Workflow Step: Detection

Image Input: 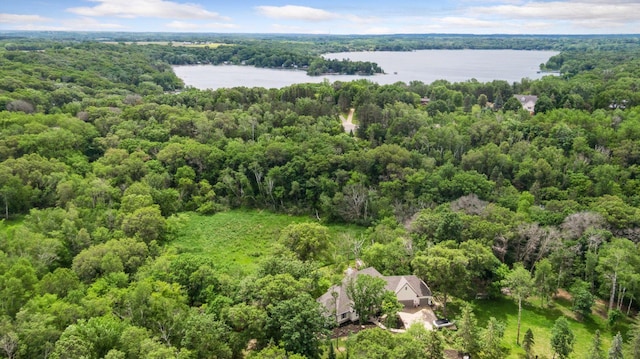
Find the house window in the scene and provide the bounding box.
[341,313,346,319]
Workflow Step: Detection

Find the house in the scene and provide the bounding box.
[514,94,538,114]
[317,267,433,325]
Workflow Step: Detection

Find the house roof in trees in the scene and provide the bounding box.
[384,274,432,297]
[514,94,538,113]
[317,267,433,318]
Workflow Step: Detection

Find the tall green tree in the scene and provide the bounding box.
[278,222,332,262]
[550,317,575,359]
[266,293,329,359]
[587,330,605,359]
[482,317,506,359]
[571,280,595,319]
[597,238,638,312]
[456,304,480,356]
[609,332,624,359]
[505,263,534,345]
[412,243,469,316]
[534,258,557,307]
[523,328,535,359]
[628,321,640,359]
[346,274,388,324]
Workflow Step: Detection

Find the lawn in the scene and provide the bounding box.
[465,295,628,358]
[168,209,364,274]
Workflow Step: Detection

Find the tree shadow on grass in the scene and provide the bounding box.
[471,296,514,325]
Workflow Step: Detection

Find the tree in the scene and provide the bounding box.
[523,328,535,359]
[550,317,575,359]
[628,321,640,359]
[534,95,555,114]
[381,290,403,329]
[423,329,446,359]
[348,327,398,359]
[609,332,624,359]
[482,317,505,359]
[534,258,557,307]
[278,222,332,262]
[412,244,469,316]
[266,293,329,359]
[478,94,488,107]
[456,304,480,356]
[504,263,534,345]
[571,280,595,319]
[0,317,19,359]
[504,96,524,112]
[597,238,637,312]
[121,205,166,243]
[181,312,232,359]
[247,344,306,359]
[346,274,388,323]
[587,330,605,359]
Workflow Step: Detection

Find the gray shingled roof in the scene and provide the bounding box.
[317,267,432,316]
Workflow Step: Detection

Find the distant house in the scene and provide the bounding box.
[514,94,538,114]
[317,267,433,325]
[420,97,431,105]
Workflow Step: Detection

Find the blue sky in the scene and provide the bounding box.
[1,0,639,34]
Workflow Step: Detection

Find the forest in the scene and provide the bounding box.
[1,33,640,358]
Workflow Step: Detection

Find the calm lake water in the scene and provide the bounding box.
[173,50,559,90]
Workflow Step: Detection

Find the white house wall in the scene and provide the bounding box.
[396,283,418,302]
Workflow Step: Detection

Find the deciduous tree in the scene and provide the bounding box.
[504,263,534,345]
[550,317,574,359]
[346,274,388,323]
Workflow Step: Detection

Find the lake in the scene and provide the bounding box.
[173,49,559,90]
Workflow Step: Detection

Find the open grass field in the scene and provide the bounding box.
[169,210,364,274]
[458,294,632,359]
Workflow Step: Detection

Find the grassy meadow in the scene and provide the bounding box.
[441,294,632,359]
[169,210,364,274]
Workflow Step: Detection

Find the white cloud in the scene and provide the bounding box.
[166,20,237,31]
[440,17,499,28]
[256,5,337,21]
[67,0,229,20]
[473,1,640,22]
[0,13,50,24]
[63,17,126,30]
[3,16,125,31]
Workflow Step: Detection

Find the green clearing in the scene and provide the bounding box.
[0,216,25,237]
[169,210,364,274]
[459,295,631,359]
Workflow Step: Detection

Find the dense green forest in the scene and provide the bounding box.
[1,33,640,358]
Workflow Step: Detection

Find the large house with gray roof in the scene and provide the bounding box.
[514,94,538,114]
[317,267,433,325]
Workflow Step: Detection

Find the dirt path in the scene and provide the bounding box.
[339,108,357,134]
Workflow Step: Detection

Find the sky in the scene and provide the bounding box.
[1,0,639,35]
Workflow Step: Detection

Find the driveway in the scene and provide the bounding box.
[397,306,437,331]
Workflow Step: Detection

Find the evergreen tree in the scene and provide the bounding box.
[587,330,605,359]
[456,304,480,356]
[424,330,445,359]
[628,322,640,359]
[609,332,624,359]
[482,317,505,359]
[523,328,535,359]
[328,340,336,359]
